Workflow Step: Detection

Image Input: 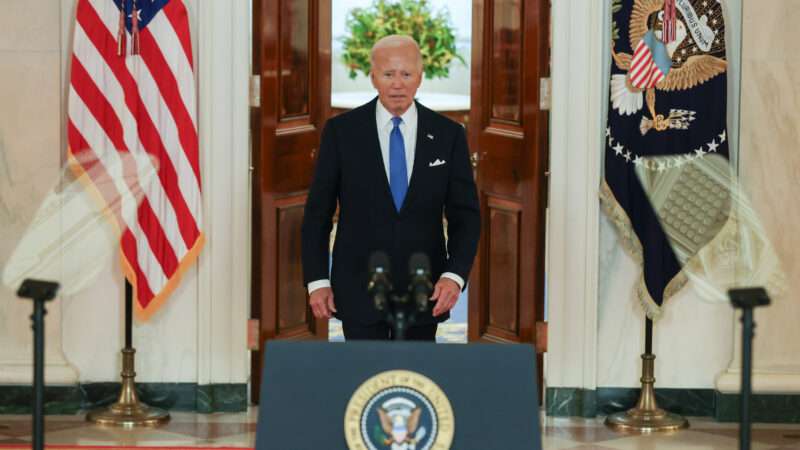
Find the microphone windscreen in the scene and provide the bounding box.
[408,252,431,274]
[368,251,391,273]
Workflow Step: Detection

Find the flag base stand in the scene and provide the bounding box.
[86,348,170,427]
[605,353,688,433]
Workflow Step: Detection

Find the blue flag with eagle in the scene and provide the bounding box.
[602,0,729,318]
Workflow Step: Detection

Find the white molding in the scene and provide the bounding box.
[194,0,251,385]
[545,0,606,391]
[0,362,79,385]
[194,0,214,387]
[717,371,800,394]
[229,0,252,386]
[0,355,78,386]
[580,0,605,392]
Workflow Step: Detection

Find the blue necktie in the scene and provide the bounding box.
[389,116,408,211]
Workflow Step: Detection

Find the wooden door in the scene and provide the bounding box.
[250,0,331,403]
[468,0,549,351]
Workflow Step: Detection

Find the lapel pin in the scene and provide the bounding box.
[426,133,434,140]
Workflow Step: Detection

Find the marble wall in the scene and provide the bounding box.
[0,1,251,386]
[716,0,800,394]
[0,0,77,384]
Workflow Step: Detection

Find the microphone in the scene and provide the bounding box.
[408,253,433,312]
[367,251,392,311]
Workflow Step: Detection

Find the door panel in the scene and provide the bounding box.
[251,0,331,403]
[468,0,549,352]
[490,0,522,123]
[487,197,521,338]
[279,0,311,117]
[276,195,312,335]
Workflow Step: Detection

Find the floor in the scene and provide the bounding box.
[5,294,796,449]
[1,410,800,449]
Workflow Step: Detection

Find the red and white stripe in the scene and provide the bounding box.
[629,39,666,89]
[67,0,203,320]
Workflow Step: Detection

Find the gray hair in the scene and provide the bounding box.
[369,35,423,73]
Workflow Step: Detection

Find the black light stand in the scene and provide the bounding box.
[17,278,60,450]
[729,287,770,450]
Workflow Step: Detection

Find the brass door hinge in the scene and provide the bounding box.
[535,321,548,353]
[249,74,261,108]
[247,319,260,350]
[539,77,551,111]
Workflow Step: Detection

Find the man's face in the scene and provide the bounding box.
[370,45,423,116]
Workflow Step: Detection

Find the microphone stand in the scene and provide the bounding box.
[373,287,420,341]
[389,294,409,341]
[368,252,433,341]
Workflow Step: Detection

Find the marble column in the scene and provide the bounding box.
[716,0,800,395]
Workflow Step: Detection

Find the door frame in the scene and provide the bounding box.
[250,0,331,403]
[249,0,549,403]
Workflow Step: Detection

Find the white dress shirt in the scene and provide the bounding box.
[376,99,417,183]
[307,100,465,295]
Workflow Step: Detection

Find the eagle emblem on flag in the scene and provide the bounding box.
[610,0,727,135]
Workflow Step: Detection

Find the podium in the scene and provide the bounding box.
[255,341,542,450]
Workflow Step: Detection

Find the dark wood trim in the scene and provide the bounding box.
[249,0,265,406]
[250,0,331,404]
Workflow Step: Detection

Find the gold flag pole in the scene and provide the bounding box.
[86,280,169,427]
[605,318,688,433]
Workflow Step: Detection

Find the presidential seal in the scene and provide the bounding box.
[344,370,454,450]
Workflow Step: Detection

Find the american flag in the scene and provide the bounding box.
[67,0,203,320]
[629,31,670,90]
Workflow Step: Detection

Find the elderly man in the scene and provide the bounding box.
[301,35,480,341]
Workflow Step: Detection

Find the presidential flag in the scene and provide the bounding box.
[67,0,203,320]
[602,0,729,318]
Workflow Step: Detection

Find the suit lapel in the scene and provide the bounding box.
[401,101,431,214]
[362,98,397,214]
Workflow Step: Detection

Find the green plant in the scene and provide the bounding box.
[340,0,466,80]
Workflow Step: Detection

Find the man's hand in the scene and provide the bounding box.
[309,287,336,319]
[430,278,460,317]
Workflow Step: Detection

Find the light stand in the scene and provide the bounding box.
[17,279,60,450]
[729,287,770,450]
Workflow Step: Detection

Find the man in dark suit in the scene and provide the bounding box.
[301,35,480,341]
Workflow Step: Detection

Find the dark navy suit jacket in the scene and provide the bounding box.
[301,98,480,326]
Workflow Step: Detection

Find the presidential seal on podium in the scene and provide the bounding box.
[345,370,454,450]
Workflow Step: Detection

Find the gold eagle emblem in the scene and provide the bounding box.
[610,0,727,134]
